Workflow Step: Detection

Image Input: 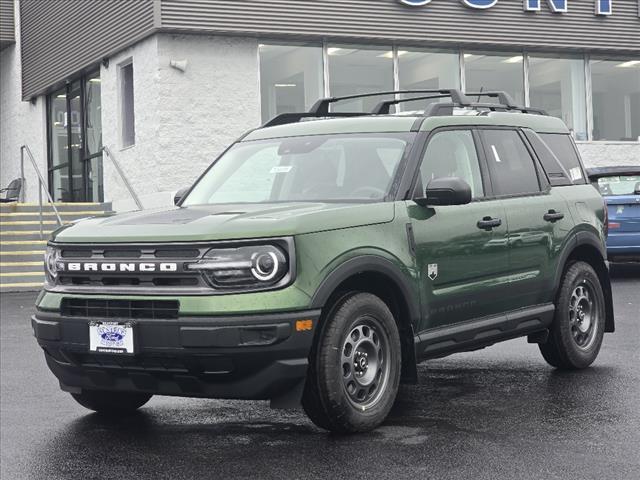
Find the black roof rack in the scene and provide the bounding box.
[466,91,518,108]
[309,89,472,115]
[261,88,547,128]
[372,94,454,115]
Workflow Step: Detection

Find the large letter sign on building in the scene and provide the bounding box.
[523,0,568,13]
[399,0,614,16]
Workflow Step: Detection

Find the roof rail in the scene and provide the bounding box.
[424,102,548,116]
[372,94,454,115]
[261,88,547,128]
[309,89,472,115]
[465,91,518,108]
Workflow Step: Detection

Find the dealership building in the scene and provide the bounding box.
[1,0,639,208]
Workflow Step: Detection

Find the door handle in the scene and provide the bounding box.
[477,216,502,231]
[543,210,565,223]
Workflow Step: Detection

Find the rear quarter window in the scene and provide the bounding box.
[538,133,587,185]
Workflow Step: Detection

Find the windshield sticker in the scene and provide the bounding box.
[270,166,293,174]
[491,145,502,163]
[569,167,583,181]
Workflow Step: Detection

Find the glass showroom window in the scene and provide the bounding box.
[529,55,587,140]
[259,44,323,123]
[328,45,394,112]
[464,52,525,105]
[591,59,640,141]
[398,49,460,112]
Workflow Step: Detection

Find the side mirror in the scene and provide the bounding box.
[417,177,472,207]
[174,186,190,206]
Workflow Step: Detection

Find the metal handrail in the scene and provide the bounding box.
[102,146,143,210]
[20,145,63,239]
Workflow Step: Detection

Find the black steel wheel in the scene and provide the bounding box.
[540,261,605,369]
[302,292,401,433]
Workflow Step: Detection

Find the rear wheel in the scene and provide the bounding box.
[302,292,401,433]
[71,390,152,415]
[539,261,605,369]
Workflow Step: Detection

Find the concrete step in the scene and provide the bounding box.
[0,281,44,292]
[0,212,106,223]
[0,202,111,213]
[0,231,53,241]
[1,242,47,254]
[0,222,59,232]
[0,261,44,274]
[0,251,46,262]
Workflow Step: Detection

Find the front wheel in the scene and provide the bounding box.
[71,390,152,415]
[539,261,605,369]
[302,292,401,433]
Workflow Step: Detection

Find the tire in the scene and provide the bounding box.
[302,292,402,433]
[539,261,605,370]
[71,390,152,415]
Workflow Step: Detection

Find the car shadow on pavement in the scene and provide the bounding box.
[25,362,625,479]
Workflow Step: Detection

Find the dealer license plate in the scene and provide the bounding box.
[89,322,135,354]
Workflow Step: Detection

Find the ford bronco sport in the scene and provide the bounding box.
[33,90,614,433]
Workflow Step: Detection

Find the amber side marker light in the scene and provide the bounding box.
[296,320,314,332]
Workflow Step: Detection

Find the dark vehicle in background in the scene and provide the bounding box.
[588,167,640,264]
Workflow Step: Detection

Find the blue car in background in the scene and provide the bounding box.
[588,167,640,263]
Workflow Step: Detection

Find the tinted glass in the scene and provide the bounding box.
[184,134,412,205]
[596,176,640,196]
[85,73,102,155]
[482,130,540,196]
[418,130,484,199]
[539,133,586,184]
[120,63,135,147]
[522,130,571,185]
[259,44,323,123]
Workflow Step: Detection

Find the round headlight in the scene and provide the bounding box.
[251,251,279,281]
[44,246,60,279]
[189,244,289,290]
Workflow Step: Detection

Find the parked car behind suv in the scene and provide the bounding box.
[33,90,614,433]
[588,166,640,263]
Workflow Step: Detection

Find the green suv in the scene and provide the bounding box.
[33,90,614,433]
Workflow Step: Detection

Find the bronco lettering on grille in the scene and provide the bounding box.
[62,262,179,273]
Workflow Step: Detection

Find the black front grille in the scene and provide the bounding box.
[61,298,180,320]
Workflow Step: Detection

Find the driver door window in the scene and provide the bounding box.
[417,130,485,199]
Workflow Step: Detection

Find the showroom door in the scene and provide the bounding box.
[47,71,103,202]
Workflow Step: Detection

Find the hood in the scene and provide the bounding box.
[52,202,396,243]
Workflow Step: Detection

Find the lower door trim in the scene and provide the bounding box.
[415,303,555,360]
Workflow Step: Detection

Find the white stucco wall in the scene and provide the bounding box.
[0,0,46,203]
[577,143,640,169]
[100,33,261,211]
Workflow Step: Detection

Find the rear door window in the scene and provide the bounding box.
[538,133,586,184]
[480,129,541,196]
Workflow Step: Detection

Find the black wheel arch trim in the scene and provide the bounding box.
[310,255,420,383]
[554,231,615,333]
[310,255,420,324]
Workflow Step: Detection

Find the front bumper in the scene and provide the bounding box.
[32,309,320,405]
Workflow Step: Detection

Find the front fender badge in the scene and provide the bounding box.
[428,264,438,281]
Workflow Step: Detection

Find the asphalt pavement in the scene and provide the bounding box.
[1,267,639,480]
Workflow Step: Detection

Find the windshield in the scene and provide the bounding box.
[596,175,640,196]
[183,134,412,205]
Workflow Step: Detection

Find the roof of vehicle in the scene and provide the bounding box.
[243,89,569,142]
[243,112,569,141]
[587,166,640,179]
